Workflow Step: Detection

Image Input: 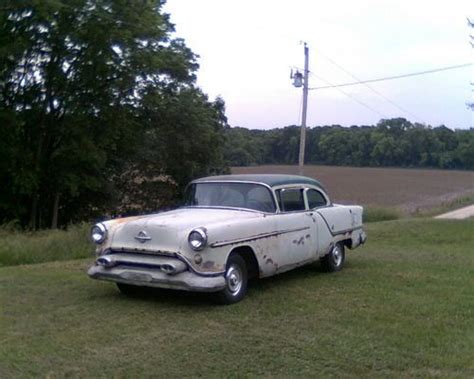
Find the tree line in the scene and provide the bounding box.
[223,118,474,170]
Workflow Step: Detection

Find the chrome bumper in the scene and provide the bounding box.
[88,265,225,292]
[348,229,367,249]
[87,253,225,292]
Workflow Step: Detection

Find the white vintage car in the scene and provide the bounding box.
[88,174,366,304]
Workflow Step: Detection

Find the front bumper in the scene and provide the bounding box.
[87,253,226,292]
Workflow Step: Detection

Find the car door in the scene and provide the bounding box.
[269,187,315,273]
[305,187,333,257]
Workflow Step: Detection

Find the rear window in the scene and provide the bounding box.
[276,188,306,212]
[307,189,327,208]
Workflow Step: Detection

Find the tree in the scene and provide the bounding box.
[114,89,228,215]
[0,0,226,228]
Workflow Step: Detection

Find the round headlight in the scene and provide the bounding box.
[188,228,207,251]
[91,223,107,244]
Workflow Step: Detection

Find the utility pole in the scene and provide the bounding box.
[294,43,309,175]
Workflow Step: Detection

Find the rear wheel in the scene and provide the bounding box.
[320,243,345,272]
[216,254,248,304]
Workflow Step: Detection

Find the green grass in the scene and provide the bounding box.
[1,219,473,377]
[363,206,401,223]
[0,223,92,267]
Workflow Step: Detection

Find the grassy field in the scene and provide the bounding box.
[232,165,474,215]
[0,223,91,267]
[1,219,473,377]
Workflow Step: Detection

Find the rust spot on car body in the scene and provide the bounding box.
[202,261,215,270]
[293,236,305,246]
[265,258,278,273]
[110,215,148,225]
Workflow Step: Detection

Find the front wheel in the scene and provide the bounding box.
[216,254,248,305]
[320,243,345,272]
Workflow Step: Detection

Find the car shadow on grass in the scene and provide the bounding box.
[249,261,338,291]
[112,285,218,306]
[103,260,355,306]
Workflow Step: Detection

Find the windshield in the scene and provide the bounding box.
[184,182,276,213]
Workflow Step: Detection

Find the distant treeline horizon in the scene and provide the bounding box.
[223,118,474,170]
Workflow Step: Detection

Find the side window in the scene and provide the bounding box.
[307,189,327,209]
[277,188,305,212]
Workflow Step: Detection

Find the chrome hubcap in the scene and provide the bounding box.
[226,264,243,295]
[332,246,342,266]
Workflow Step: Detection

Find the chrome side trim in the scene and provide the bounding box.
[210,226,311,248]
[316,211,363,237]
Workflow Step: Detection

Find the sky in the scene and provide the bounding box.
[164,0,474,130]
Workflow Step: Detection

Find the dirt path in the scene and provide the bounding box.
[434,205,474,220]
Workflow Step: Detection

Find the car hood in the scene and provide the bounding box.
[104,207,264,253]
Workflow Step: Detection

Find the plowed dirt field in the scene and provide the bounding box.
[232,165,474,214]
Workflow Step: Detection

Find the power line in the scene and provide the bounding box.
[317,51,427,123]
[309,72,389,119]
[309,63,473,90]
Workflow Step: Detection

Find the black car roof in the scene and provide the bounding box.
[192,174,326,191]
